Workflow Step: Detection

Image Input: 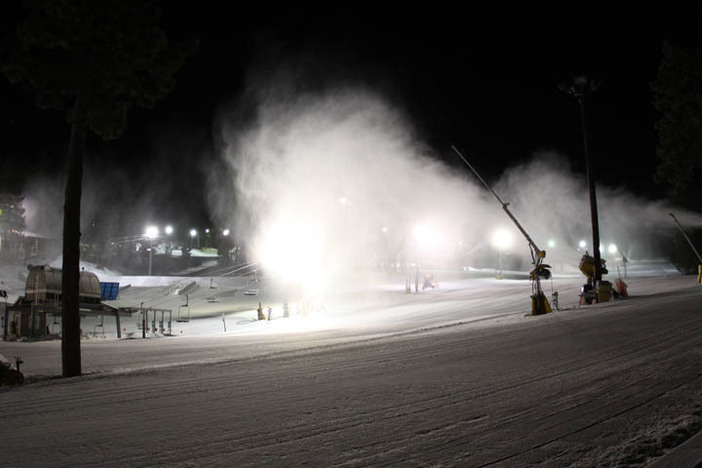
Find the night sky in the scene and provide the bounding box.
[2,2,701,234]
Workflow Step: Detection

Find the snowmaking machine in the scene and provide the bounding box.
[452,146,553,315]
[669,212,702,284]
[578,252,614,304]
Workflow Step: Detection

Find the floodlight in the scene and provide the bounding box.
[492,229,513,250]
[145,226,159,239]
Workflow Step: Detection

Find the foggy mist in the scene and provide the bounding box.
[17,77,702,287]
[211,79,702,292]
[211,87,491,294]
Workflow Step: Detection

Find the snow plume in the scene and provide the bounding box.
[22,174,64,239]
[493,152,702,265]
[210,86,493,296]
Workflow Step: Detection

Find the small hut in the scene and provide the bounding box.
[4,265,103,340]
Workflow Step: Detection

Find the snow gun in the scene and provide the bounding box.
[669,212,702,284]
[451,145,552,315]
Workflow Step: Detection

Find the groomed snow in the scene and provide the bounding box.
[1,259,701,466]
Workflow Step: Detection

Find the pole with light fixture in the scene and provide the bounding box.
[145,226,158,276]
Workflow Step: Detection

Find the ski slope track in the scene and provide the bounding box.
[1,274,702,467]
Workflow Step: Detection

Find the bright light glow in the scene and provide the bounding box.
[223,229,230,236]
[413,224,444,251]
[381,226,388,233]
[255,214,328,297]
[165,225,173,235]
[205,228,210,234]
[547,239,556,248]
[579,240,587,249]
[608,243,618,254]
[491,229,513,250]
[145,226,159,239]
[190,229,197,238]
[338,196,349,205]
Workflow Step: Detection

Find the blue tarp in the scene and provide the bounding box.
[100,282,120,301]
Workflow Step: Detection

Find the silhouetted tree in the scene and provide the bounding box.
[2,0,197,376]
[651,40,702,199]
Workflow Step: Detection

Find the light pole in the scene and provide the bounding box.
[145,226,158,276]
[564,75,603,289]
[190,229,199,249]
[164,225,173,256]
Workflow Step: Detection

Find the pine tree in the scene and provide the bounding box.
[651,40,702,198]
[2,0,197,377]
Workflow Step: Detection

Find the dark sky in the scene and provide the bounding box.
[2,2,701,234]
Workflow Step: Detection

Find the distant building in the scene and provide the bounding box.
[0,193,26,260]
[0,193,58,261]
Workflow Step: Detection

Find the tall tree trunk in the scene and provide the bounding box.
[62,94,86,377]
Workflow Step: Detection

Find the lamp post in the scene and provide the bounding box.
[190,229,198,249]
[164,225,173,256]
[145,226,158,276]
[563,76,603,289]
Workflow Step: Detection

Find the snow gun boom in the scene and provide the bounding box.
[669,213,702,265]
[450,145,545,262]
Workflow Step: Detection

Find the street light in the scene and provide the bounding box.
[563,75,604,288]
[145,225,158,276]
[145,226,159,239]
[164,225,173,235]
[190,229,198,248]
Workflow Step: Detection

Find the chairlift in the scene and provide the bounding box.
[245,276,259,295]
[92,315,105,337]
[177,304,190,322]
[177,295,190,323]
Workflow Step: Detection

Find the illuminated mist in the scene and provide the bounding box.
[210,76,702,297]
[494,153,702,270]
[211,87,493,297]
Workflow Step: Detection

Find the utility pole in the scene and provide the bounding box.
[564,76,603,287]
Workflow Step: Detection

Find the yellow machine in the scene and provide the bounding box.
[578,253,613,304]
